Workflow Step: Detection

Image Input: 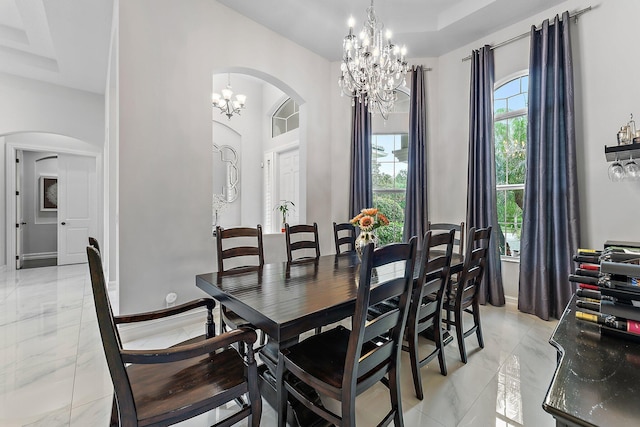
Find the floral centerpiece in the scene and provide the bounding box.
[350,208,390,256]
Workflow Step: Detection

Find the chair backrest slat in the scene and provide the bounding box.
[456,226,492,310]
[357,340,393,376]
[333,222,356,255]
[343,238,417,392]
[428,222,465,257]
[408,229,455,337]
[216,225,264,274]
[285,223,320,263]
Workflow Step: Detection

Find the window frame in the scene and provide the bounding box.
[271,98,299,138]
[494,71,528,260]
[371,132,408,245]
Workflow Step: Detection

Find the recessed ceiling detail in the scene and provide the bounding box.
[0,0,112,94]
[218,0,567,60]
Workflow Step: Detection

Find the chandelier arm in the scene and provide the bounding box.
[338,0,408,119]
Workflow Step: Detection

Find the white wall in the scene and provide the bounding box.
[118,0,331,313]
[0,74,103,268]
[115,0,640,312]
[104,0,119,290]
[432,0,640,302]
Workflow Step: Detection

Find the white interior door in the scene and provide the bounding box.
[57,154,97,265]
[278,148,300,225]
[15,150,24,269]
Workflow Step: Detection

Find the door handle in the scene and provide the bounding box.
[61,222,66,225]
[20,222,26,225]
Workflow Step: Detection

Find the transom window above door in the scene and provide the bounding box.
[272,98,299,138]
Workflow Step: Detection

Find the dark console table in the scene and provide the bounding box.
[543,294,640,426]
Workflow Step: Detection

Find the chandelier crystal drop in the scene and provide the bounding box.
[338,0,409,119]
[212,74,246,120]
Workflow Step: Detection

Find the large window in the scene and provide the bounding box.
[494,74,528,258]
[372,133,407,245]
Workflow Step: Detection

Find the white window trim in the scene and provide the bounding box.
[494,71,528,261]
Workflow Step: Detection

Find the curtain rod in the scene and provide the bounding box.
[412,66,433,72]
[461,5,592,62]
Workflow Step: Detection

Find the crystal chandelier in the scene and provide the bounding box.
[338,0,409,119]
[212,74,246,120]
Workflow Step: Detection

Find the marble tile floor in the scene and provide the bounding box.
[0,264,559,426]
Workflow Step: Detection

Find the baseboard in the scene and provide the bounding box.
[23,252,57,261]
[505,295,518,310]
[118,308,208,344]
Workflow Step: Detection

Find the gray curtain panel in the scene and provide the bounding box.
[403,66,428,245]
[518,12,579,320]
[349,100,372,218]
[467,45,505,306]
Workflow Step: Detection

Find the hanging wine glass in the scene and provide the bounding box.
[624,155,640,180]
[609,157,625,182]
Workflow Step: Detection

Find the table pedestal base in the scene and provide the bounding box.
[258,364,332,427]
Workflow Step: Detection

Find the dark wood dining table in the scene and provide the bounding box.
[195,250,463,426]
[197,253,366,426]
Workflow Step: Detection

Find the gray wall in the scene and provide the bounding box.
[21,151,58,257]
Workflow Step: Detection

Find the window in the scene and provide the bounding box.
[372,133,407,245]
[272,98,299,137]
[494,73,528,258]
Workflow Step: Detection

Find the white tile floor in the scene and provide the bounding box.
[0,264,559,426]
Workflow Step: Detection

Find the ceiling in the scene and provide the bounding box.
[218,0,568,60]
[0,0,570,95]
[0,0,113,94]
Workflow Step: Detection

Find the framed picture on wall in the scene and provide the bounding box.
[40,176,58,211]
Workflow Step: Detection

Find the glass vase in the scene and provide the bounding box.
[355,231,379,257]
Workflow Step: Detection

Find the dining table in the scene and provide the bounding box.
[195,250,464,426]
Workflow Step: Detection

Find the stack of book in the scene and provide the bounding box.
[572,243,640,342]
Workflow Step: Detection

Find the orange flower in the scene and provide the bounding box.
[359,216,374,229]
[377,213,390,225]
[350,213,364,224]
[362,208,378,216]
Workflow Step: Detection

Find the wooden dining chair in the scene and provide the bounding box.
[404,229,454,400]
[333,222,356,255]
[87,245,262,427]
[276,237,417,427]
[442,226,492,363]
[428,221,465,258]
[88,236,101,254]
[285,222,320,263]
[215,225,265,344]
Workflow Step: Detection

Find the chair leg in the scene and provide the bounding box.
[473,301,484,349]
[455,308,467,364]
[341,393,357,427]
[276,357,288,427]
[435,318,447,376]
[109,395,118,427]
[407,328,424,400]
[389,364,404,427]
[247,358,262,427]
